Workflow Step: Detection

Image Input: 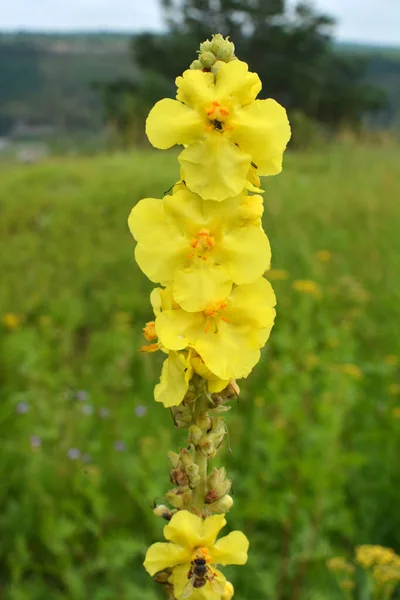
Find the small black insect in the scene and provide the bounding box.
[212,119,223,131]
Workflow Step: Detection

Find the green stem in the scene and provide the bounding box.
[191,449,208,511]
[190,387,210,512]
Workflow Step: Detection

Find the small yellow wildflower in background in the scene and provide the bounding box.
[267,268,290,281]
[339,363,363,380]
[388,384,400,396]
[373,564,400,585]
[292,279,322,298]
[356,545,397,568]
[39,315,53,327]
[384,355,399,366]
[2,312,22,330]
[391,407,400,419]
[326,557,355,574]
[144,511,248,600]
[304,354,320,369]
[315,249,332,262]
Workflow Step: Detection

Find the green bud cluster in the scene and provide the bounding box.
[189,417,226,459]
[205,467,233,513]
[190,34,236,74]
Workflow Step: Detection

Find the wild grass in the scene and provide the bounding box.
[1,142,400,599]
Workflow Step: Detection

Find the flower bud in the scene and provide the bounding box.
[206,467,232,500]
[168,451,180,468]
[185,463,200,488]
[190,59,203,70]
[199,39,213,54]
[153,569,171,584]
[211,34,235,61]
[222,581,235,600]
[179,448,194,468]
[170,467,189,487]
[189,425,203,445]
[199,51,217,69]
[153,504,174,520]
[208,494,234,513]
[166,488,192,509]
[211,60,226,76]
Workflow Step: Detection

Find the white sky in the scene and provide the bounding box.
[1,0,399,46]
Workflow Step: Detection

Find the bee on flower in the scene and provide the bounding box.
[144,511,248,600]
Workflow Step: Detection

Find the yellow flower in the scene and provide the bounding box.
[326,557,355,573]
[392,407,400,419]
[2,312,22,330]
[340,363,363,380]
[356,545,397,569]
[315,250,332,262]
[129,187,271,311]
[384,355,398,366]
[144,510,249,600]
[292,279,321,298]
[388,384,400,396]
[148,292,230,406]
[155,278,276,381]
[267,268,289,281]
[146,60,291,201]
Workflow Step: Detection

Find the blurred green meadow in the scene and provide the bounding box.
[1,142,400,600]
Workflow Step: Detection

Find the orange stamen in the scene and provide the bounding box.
[139,343,160,353]
[143,321,157,341]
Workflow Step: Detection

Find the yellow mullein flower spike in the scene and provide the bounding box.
[146,60,290,201]
[130,34,291,599]
[155,278,276,381]
[129,188,271,311]
[144,511,248,600]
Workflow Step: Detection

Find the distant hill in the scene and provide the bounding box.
[0,32,399,137]
[0,32,134,136]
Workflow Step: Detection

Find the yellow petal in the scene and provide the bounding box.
[196,319,261,380]
[144,542,191,576]
[210,531,249,566]
[154,352,190,408]
[179,134,251,202]
[163,188,209,236]
[231,99,291,175]
[146,98,203,149]
[164,511,226,548]
[216,60,261,106]
[156,309,204,351]
[150,288,162,317]
[218,226,271,284]
[129,198,187,283]
[201,514,227,546]
[172,564,226,600]
[150,287,176,316]
[176,69,215,107]
[227,278,276,329]
[163,511,202,547]
[173,266,232,312]
[207,378,230,393]
[135,244,183,285]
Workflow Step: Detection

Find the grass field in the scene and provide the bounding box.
[1,143,400,600]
